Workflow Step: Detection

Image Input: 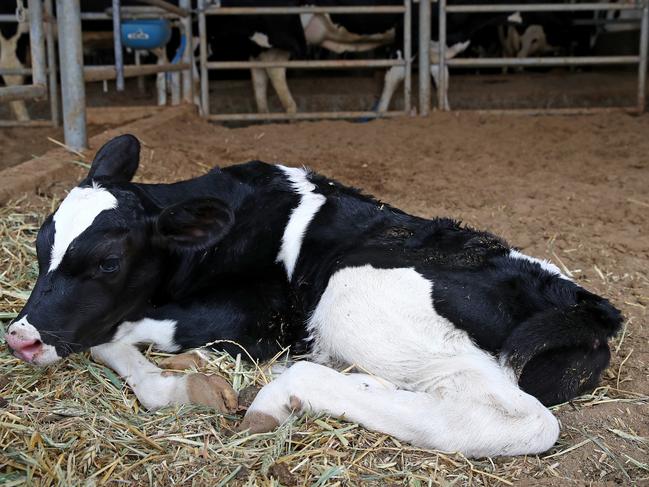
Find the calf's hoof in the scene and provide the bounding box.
[186,373,238,413]
[160,351,208,371]
[237,411,280,434]
[237,395,302,434]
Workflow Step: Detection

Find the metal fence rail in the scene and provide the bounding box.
[198,0,413,121]
[435,0,649,113]
[55,3,195,149]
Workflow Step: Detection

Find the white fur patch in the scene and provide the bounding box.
[113,318,181,352]
[429,40,471,63]
[6,316,61,366]
[91,342,189,409]
[275,165,326,280]
[307,265,499,383]
[250,32,272,48]
[49,184,117,272]
[244,264,560,456]
[508,12,523,24]
[509,250,570,280]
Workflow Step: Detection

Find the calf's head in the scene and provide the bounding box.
[5,135,234,365]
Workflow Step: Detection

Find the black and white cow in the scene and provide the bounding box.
[6,135,621,458]
[1,1,30,121]
[206,0,536,113]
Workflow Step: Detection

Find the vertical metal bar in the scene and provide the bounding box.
[170,72,181,104]
[135,50,145,93]
[112,0,125,91]
[198,0,209,116]
[57,0,87,150]
[27,0,47,87]
[418,0,431,115]
[638,0,649,113]
[179,0,193,103]
[403,0,411,114]
[438,0,448,111]
[44,0,59,126]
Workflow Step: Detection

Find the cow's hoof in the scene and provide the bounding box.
[159,351,208,371]
[237,410,280,434]
[237,385,262,411]
[186,373,238,413]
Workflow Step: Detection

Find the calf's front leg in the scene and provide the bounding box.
[91,342,237,412]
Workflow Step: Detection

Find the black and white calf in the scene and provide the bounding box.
[6,135,621,457]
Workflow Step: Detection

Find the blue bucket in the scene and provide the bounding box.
[121,19,171,50]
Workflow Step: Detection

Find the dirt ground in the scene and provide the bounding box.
[1,110,648,485]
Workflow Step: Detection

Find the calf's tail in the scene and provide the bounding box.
[501,292,622,406]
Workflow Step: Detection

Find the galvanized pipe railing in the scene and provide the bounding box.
[205,5,405,15]
[199,1,412,122]
[437,0,446,112]
[57,0,88,150]
[639,1,649,112]
[445,3,642,13]
[436,0,649,113]
[403,0,412,113]
[81,4,195,108]
[112,0,125,91]
[44,0,59,126]
[206,60,404,70]
[84,62,190,82]
[419,0,432,115]
[448,56,640,67]
[139,0,189,17]
[179,0,194,104]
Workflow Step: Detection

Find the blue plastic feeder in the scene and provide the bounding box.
[121,19,171,50]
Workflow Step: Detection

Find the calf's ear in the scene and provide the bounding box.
[155,197,234,250]
[87,134,140,183]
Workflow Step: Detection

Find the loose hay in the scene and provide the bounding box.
[1,198,648,486]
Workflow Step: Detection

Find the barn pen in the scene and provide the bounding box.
[0,0,57,128]
[197,1,414,122]
[435,1,649,113]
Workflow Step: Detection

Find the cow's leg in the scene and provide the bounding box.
[430,64,450,111]
[239,361,559,458]
[91,342,237,412]
[376,65,405,113]
[1,25,30,122]
[250,60,270,113]
[261,49,297,113]
[152,48,168,106]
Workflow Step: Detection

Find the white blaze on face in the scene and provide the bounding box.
[275,165,326,280]
[49,183,118,272]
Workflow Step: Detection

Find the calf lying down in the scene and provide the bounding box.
[6,135,621,458]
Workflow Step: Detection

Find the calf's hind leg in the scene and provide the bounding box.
[240,361,559,458]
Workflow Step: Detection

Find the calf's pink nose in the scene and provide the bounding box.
[6,333,43,363]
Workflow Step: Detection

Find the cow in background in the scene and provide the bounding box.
[0,2,30,122]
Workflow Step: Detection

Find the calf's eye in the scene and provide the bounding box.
[99,257,120,273]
